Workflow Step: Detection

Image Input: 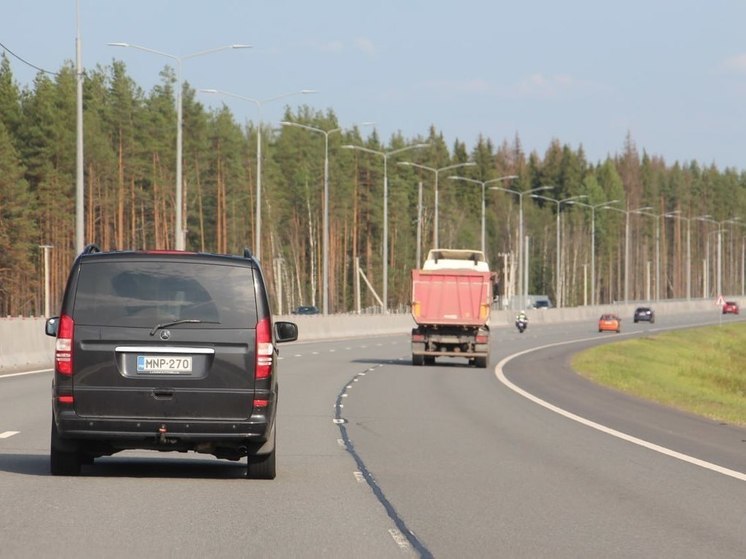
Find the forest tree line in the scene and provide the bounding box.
[1,53,746,317]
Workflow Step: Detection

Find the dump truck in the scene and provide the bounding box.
[410,249,494,368]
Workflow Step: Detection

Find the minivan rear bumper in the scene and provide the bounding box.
[53,409,273,453]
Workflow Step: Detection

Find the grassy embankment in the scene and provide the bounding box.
[571,322,746,427]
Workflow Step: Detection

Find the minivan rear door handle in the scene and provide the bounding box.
[152,389,174,399]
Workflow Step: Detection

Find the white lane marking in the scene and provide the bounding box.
[353,471,365,483]
[0,368,52,380]
[495,337,746,482]
[0,431,20,439]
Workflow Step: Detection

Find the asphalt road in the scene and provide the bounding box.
[0,311,744,558]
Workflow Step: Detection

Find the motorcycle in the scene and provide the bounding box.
[515,318,528,333]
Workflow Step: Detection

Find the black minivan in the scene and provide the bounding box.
[45,245,297,479]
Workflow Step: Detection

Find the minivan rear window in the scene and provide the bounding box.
[72,261,258,328]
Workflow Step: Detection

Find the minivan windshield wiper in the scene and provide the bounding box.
[149,319,220,336]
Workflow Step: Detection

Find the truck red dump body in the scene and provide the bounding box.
[411,269,493,327]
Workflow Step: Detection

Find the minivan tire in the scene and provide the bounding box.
[50,420,82,476]
[247,428,276,480]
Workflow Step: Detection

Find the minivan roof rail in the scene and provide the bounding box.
[82,243,101,255]
[243,248,254,259]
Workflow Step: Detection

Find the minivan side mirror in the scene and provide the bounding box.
[45,317,59,337]
[274,321,298,343]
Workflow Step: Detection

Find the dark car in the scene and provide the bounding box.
[633,307,655,323]
[722,301,739,315]
[293,305,320,315]
[45,245,297,479]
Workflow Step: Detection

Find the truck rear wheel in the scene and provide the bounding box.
[412,354,424,366]
[475,356,488,368]
[424,356,435,365]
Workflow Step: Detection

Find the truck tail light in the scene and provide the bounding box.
[412,332,425,342]
[55,314,74,376]
[479,304,490,320]
[476,333,489,344]
[255,317,273,380]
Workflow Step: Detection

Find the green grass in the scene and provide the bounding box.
[572,323,746,426]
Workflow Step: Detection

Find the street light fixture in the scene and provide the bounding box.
[601,204,651,304]
[446,175,518,257]
[567,199,620,305]
[109,42,251,250]
[280,119,373,315]
[664,211,692,300]
[342,143,430,312]
[397,161,476,249]
[39,245,53,317]
[532,194,587,308]
[632,207,661,301]
[199,89,316,262]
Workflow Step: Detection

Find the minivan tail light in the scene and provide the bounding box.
[255,317,273,380]
[56,314,74,376]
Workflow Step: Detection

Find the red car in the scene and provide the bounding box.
[598,313,621,333]
[722,301,739,315]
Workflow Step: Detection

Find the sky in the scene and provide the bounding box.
[3,1,746,171]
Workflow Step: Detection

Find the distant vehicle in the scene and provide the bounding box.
[722,301,739,315]
[533,300,551,310]
[411,249,493,368]
[633,307,655,323]
[515,316,528,333]
[598,313,621,333]
[293,305,320,315]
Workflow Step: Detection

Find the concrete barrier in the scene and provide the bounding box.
[0,299,727,373]
[0,317,55,372]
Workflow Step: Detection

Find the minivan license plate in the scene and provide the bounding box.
[137,355,193,373]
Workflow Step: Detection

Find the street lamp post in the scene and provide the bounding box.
[664,210,692,300]
[632,208,661,301]
[446,175,518,257]
[39,245,53,317]
[279,120,372,315]
[200,89,315,262]
[397,161,476,249]
[342,143,430,312]
[601,204,651,304]
[109,43,251,250]
[490,184,551,309]
[568,199,620,306]
[532,194,587,308]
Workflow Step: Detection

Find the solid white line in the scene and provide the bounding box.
[494,337,746,482]
[0,368,52,380]
[0,431,20,439]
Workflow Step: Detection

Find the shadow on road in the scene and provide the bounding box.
[0,452,247,479]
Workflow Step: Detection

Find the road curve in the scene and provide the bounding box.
[1,312,744,558]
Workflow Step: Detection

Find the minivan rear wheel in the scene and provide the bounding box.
[50,419,82,476]
[247,429,276,480]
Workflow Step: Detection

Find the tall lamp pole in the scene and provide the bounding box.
[200,90,315,262]
[342,143,430,312]
[39,245,53,317]
[664,211,692,300]
[109,43,251,250]
[75,0,84,253]
[490,184,551,309]
[397,161,476,249]
[532,194,587,308]
[446,175,518,257]
[569,199,620,305]
[280,120,372,315]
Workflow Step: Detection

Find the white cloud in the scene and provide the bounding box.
[354,37,376,56]
[718,53,746,73]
